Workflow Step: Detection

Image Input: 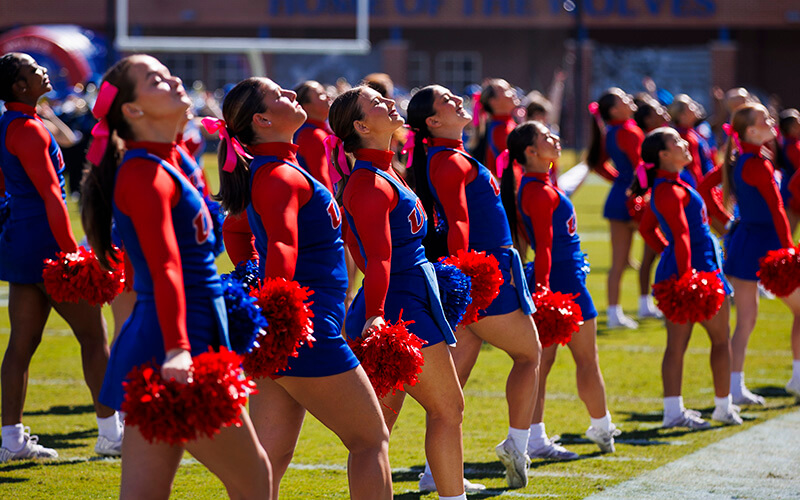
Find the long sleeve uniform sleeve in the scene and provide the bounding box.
[222,211,258,266]
[653,183,692,277]
[742,157,793,248]
[519,182,559,288]
[295,127,334,192]
[697,166,731,225]
[638,205,668,253]
[429,150,475,255]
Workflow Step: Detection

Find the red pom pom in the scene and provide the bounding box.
[121,347,256,445]
[531,286,583,348]
[626,193,650,224]
[42,246,125,305]
[652,270,726,324]
[242,278,315,378]
[758,247,800,297]
[348,313,426,399]
[442,250,503,327]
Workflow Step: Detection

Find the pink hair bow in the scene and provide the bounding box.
[722,123,742,152]
[471,92,483,127]
[87,81,118,166]
[496,149,510,178]
[323,134,350,184]
[201,117,251,172]
[588,101,605,131]
[401,127,415,171]
[635,161,655,190]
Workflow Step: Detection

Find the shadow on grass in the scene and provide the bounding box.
[27,404,94,417]
[0,475,29,484]
[558,424,711,448]
[30,428,95,451]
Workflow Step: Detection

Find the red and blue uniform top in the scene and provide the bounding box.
[779,137,800,209]
[517,172,582,288]
[0,102,76,252]
[426,137,512,254]
[675,126,715,185]
[293,118,334,192]
[245,142,346,291]
[649,171,714,280]
[605,119,644,187]
[343,149,428,318]
[696,165,733,227]
[112,142,221,353]
[733,142,793,247]
[486,114,516,176]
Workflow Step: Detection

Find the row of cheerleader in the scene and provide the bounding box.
[0,51,798,500]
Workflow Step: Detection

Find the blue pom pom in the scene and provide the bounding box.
[524,261,535,290]
[227,260,261,290]
[221,274,268,355]
[206,198,227,257]
[433,261,472,330]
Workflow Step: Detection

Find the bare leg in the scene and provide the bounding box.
[119,425,183,500]
[448,326,483,388]
[403,342,465,497]
[729,278,759,372]
[465,309,541,429]
[1,283,50,426]
[700,300,732,398]
[530,344,557,424]
[111,290,137,343]
[566,318,608,418]
[663,320,693,398]
[639,244,657,296]
[51,297,114,418]
[607,220,635,308]
[779,289,800,363]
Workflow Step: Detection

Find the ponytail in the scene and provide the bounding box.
[721,104,764,211]
[80,56,137,270]
[328,87,366,200]
[721,132,736,211]
[631,127,669,197]
[214,136,252,214]
[586,90,624,169]
[499,152,519,247]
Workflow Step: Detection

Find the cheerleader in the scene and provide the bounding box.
[722,104,800,405]
[503,120,618,456]
[586,88,651,327]
[80,55,271,498]
[777,108,800,232]
[330,86,469,499]
[668,94,715,186]
[213,78,391,499]
[0,53,121,462]
[478,79,519,177]
[408,85,540,488]
[293,80,334,192]
[636,127,741,428]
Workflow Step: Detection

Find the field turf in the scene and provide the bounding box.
[0,153,796,499]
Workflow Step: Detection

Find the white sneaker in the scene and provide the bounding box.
[662,409,711,430]
[417,472,487,494]
[528,436,579,460]
[758,282,775,300]
[607,313,639,329]
[638,303,663,319]
[95,435,123,457]
[785,378,800,401]
[711,406,743,426]
[732,388,765,406]
[585,424,621,453]
[0,428,58,463]
[495,438,530,489]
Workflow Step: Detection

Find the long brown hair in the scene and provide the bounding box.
[500,121,543,247]
[721,104,764,210]
[327,87,365,199]
[80,56,139,269]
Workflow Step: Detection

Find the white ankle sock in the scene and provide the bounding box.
[793,360,800,380]
[731,372,744,396]
[440,495,467,500]
[590,412,612,432]
[97,412,122,441]
[528,422,548,448]
[663,396,684,420]
[608,305,622,320]
[1,423,25,452]
[639,295,654,310]
[508,427,530,454]
[423,460,432,477]
[714,394,732,413]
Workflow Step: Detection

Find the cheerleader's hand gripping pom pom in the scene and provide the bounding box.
[243,278,315,378]
[348,312,426,399]
[43,246,125,305]
[652,270,726,324]
[121,347,256,445]
[758,247,800,297]
[532,285,583,348]
[433,261,473,331]
[220,274,268,355]
[442,249,503,327]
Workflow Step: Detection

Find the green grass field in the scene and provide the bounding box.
[0,152,796,499]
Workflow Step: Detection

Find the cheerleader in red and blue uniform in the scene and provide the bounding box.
[636,127,740,429]
[213,77,392,499]
[721,103,800,405]
[777,108,800,233]
[329,86,468,500]
[0,52,121,462]
[293,80,334,192]
[586,88,655,327]
[478,79,519,177]
[668,94,715,187]
[504,120,618,457]
[407,85,539,490]
[81,55,271,498]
